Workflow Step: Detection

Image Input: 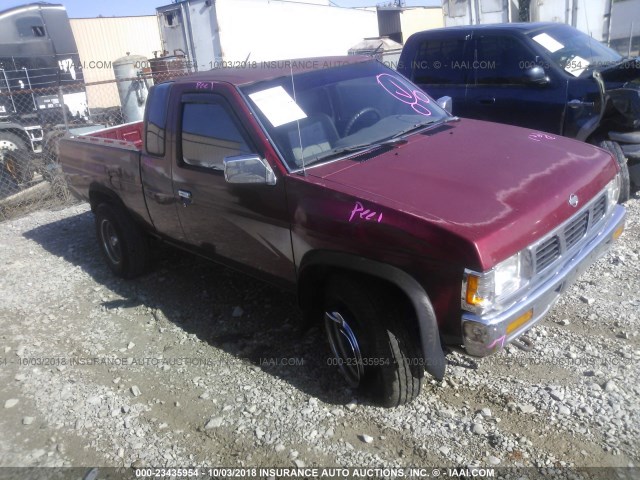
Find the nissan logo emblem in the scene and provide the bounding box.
[569,194,579,207]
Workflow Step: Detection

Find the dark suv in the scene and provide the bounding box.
[398,22,640,202]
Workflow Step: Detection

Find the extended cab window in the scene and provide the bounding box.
[411,37,467,84]
[474,35,537,85]
[181,99,252,170]
[145,83,171,156]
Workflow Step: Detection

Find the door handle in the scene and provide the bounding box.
[567,99,595,108]
[178,189,192,207]
[478,97,496,105]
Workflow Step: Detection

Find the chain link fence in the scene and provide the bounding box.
[0,68,184,221]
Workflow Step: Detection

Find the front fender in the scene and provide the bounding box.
[299,250,446,381]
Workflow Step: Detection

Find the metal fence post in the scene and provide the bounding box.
[58,86,69,132]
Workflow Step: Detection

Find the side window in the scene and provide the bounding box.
[412,37,467,84]
[474,36,537,85]
[181,100,252,170]
[145,83,171,156]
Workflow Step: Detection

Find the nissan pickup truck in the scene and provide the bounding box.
[397,22,640,202]
[59,56,626,407]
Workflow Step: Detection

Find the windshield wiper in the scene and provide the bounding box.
[390,116,459,140]
[300,116,459,167]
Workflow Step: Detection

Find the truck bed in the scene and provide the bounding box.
[58,121,151,226]
[82,121,144,149]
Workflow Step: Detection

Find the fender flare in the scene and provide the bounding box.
[0,122,29,132]
[299,250,446,381]
[89,182,125,210]
[0,123,31,147]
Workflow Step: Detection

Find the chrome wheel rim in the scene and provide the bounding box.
[100,219,121,265]
[325,310,364,387]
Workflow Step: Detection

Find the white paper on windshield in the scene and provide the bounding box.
[565,55,590,77]
[248,86,307,128]
[532,33,564,53]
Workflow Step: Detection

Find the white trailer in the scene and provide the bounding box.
[442,0,639,51]
[156,0,379,70]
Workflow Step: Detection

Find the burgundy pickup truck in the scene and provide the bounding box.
[59,56,626,407]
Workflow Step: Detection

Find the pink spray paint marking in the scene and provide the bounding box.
[349,201,383,223]
[376,73,432,116]
[487,335,506,350]
[528,132,556,142]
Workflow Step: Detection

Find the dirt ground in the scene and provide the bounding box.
[0,197,638,479]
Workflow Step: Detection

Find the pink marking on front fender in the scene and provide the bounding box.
[349,202,364,222]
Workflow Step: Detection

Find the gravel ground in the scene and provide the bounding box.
[0,195,638,476]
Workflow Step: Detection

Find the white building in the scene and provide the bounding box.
[70,16,162,107]
[156,0,380,69]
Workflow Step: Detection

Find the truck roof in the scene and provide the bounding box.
[410,21,573,37]
[171,55,371,87]
[0,2,65,16]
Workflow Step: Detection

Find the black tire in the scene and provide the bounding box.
[598,140,630,203]
[0,131,34,184]
[323,275,423,407]
[95,203,149,279]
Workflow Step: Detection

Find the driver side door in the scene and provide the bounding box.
[466,33,567,134]
[170,85,296,284]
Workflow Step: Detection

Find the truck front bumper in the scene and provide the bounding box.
[462,204,626,357]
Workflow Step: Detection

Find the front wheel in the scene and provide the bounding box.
[95,203,149,278]
[0,132,34,185]
[598,140,630,203]
[324,275,423,407]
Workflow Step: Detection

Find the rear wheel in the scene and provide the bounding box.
[598,140,630,203]
[324,275,423,407]
[95,203,149,278]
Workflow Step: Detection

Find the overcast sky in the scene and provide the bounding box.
[3,0,439,18]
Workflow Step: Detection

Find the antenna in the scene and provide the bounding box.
[581,0,594,62]
[290,60,306,176]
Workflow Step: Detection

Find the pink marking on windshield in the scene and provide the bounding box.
[377,73,432,116]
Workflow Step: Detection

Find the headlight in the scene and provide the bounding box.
[462,250,533,315]
[605,173,620,208]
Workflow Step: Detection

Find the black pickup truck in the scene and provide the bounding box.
[398,22,640,202]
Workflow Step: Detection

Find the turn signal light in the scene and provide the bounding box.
[465,274,483,306]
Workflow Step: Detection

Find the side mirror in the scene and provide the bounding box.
[223,154,277,186]
[436,96,453,114]
[525,66,550,85]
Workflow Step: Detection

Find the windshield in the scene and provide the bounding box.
[240,60,448,170]
[528,25,623,78]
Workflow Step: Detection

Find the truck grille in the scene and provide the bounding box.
[593,196,606,222]
[533,194,607,274]
[564,211,589,250]
[535,237,561,272]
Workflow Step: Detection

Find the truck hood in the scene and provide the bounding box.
[599,57,640,84]
[310,119,618,269]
